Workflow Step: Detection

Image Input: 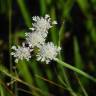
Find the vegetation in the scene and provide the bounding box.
[0,0,96,96]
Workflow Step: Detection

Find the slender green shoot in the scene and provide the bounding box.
[55,58,96,82]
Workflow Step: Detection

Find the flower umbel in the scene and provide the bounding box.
[36,42,61,64]
[11,43,32,63]
[11,14,60,64]
[30,14,57,38]
[25,31,45,48]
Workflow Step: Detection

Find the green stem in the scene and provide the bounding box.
[57,22,77,96]
[54,58,96,82]
[8,0,12,74]
[0,67,53,96]
[17,0,31,27]
[58,22,72,88]
[75,74,88,96]
[8,0,13,90]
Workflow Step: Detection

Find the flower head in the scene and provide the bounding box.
[11,43,32,63]
[30,14,57,38]
[11,14,60,64]
[25,31,45,48]
[36,42,61,64]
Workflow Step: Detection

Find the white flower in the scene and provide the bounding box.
[30,14,57,38]
[36,42,61,64]
[11,43,32,63]
[25,31,45,48]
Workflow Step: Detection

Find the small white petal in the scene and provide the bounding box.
[46,60,50,64]
[22,42,25,47]
[15,59,18,63]
[25,33,28,36]
[57,47,61,51]
[11,52,15,55]
[41,58,45,62]
[11,46,16,50]
[32,16,37,21]
[45,14,50,19]
[37,57,41,61]
[29,28,35,31]
[52,21,57,24]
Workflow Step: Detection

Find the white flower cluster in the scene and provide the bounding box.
[11,43,32,63]
[36,42,61,64]
[25,31,45,48]
[30,14,57,38]
[11,14,60,64]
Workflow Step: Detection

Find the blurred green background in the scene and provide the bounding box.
[0,0,96,96]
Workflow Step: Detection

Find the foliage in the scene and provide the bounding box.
[0,0,96,96]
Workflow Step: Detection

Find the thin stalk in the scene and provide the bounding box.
[58,22,71,87]
[55,58,96,82]
[17,88,38,96]
[0,68,53,96]
[35,74,77,96]
[76,74,88,96]
[0,80,15,96]
[8,0,12,75]
[0,85,4,96]
[58,22,75,93]
[8,0,13,89]
[17,0,31,27]
[35,74,65,89]
[8,0,18,95]
[56,74,77,96]
[14,69,18,96]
